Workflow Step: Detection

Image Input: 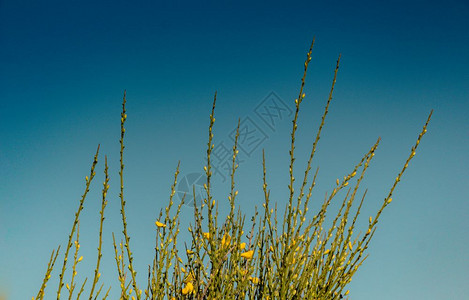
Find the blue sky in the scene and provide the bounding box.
[0,0,468,299]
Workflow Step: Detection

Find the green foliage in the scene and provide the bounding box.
[34,40,432,300]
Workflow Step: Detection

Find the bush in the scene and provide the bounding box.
[33,39,432,300]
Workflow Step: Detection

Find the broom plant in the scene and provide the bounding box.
[33,39,432,300]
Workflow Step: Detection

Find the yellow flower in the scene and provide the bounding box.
[182,281,194,295]
[155,221,166,228]
[78,256,83,262]
[241,250,254,259]
[221,233,231,248]
[249,277,260,284]
[239,242,246,250]
[203,232,210,239]
[186,249,194,255]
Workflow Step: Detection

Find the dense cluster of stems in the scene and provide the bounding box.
[34,40,432,300]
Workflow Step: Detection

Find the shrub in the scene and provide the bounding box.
[33,39,432,300]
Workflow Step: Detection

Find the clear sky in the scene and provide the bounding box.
[0,0,468,299]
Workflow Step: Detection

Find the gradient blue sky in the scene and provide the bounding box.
[1,0,468,299]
